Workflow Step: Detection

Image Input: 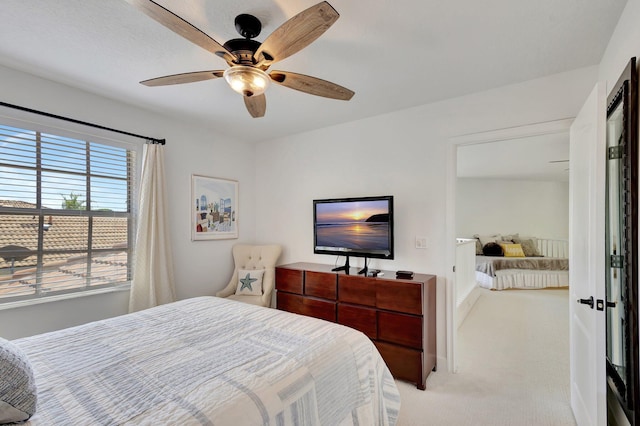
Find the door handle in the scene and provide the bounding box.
[577,296,594,309]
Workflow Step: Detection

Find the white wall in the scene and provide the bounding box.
[255,66,598,364]
[456,178,569,239]
[0,64,257,339]
[599,0,640,93]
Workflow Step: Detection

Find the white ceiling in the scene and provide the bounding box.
[457,132,570,182]
[0,0,627,143]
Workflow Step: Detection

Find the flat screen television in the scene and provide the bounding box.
[313,195,394,274]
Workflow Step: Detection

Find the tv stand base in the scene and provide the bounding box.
[357,257,369,275]
[331,255,351,274]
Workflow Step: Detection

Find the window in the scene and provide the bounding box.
[0,123,136,302]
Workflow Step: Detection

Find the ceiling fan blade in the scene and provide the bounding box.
[244,94,266,118]
[140,70,224,86]
[269,71,354,100]
[254,1,339,65]
[125,0,236,63]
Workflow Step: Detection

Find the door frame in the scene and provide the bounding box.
[445,118,574,373]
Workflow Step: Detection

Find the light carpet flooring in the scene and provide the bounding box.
[395,288,576,426]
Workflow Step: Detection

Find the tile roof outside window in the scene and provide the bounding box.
[0,122,136,301]
[0,200,130,298]
[0,200,127,267]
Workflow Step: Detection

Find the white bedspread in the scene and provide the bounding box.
[15,296,400,425]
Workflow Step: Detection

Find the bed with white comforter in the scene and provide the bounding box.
[14,296,400,425]
[475,255,569,290]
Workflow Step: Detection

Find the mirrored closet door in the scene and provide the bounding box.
[605,56,639,425]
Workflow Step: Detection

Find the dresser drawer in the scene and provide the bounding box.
[305,271,337,300]
[277,292,305,315]
[338,304,377,339]
[377,280,422,315]
[338,275,376,307]
[378,311,422,349]
[277,292,336,322]
[374,341,422,383]
[302,297,336,322]
[276,267,303,294]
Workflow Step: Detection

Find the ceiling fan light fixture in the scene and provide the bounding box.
[223,66,270,97]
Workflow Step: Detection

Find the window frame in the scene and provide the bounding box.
[0,113,142,304]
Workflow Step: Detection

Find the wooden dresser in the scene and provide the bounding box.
[275,262,436,390]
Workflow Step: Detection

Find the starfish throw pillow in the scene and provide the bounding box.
[235,269,265,296]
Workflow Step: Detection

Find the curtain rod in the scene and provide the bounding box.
[0,101,166,145]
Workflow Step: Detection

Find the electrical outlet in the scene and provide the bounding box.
[415,237,427,249]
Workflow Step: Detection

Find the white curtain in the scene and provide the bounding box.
[129,143,176,312]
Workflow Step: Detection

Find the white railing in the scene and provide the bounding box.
[536,238,569,258]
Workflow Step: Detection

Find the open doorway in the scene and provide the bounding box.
[445,118,573,372]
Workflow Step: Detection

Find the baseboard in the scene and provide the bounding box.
[457,285,482,329]
[436,355,448,373]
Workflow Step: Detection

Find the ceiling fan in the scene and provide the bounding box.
[125,0,355,118]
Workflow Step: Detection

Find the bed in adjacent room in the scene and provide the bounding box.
[5,296,400,425]
[475,255,569,290]
[470,234,569,291]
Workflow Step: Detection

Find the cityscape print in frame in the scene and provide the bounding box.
[191,174,238,240]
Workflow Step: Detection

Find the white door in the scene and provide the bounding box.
[569,83,607,425]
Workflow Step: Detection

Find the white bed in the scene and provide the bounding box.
[475,255,569,291]
[13,296,400,425]
[456,237,569,291]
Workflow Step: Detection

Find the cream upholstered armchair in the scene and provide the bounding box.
[215,244,282,307]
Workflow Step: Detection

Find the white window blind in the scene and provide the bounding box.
[0,123,135,301]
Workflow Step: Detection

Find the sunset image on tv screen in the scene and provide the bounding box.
[315,200,390,251]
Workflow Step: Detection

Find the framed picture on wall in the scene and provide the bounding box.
[191,174,238,240]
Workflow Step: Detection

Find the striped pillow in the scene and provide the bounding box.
[0,337,37,423]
